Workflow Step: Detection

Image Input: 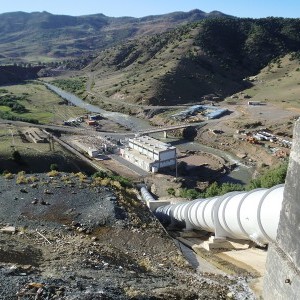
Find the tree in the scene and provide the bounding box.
[12,150,22,163]
[50,163,58,171]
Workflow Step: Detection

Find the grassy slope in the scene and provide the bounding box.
[1,82,86,124]
[238,54,300,109]
[84,24,233,106]
[0,126,95,174]
[87,27,195,105]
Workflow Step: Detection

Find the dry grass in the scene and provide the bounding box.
[236,54,300,109]
[3,172,14,179]
[47,170,60,177]
[15,171,39,184]
[123,286,143,298]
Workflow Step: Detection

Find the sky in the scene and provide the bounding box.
[0,0,299,19]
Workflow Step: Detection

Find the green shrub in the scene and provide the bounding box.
[3,172,14,179]
[92,170,108,179]
[167,187,176,196]
[50,163,58,171]
[199,162,288,199]
[51,78,86,96]
[12,150,22,163]
[47,170,60,177]
[247,162,288,189]
[92,171,132,188]
[179,188,201,199]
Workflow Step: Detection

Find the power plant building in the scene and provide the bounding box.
[121,136,176,172]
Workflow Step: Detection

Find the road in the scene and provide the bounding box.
[0,118,203,139]
[0,119,134,138]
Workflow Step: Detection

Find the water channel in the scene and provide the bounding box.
[45,83,254,184]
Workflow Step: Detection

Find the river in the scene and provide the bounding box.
[45,83,151,131]
[45,83,254,184]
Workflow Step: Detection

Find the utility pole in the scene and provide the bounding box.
[48,135,52,151]
[175,149,178,179]
[51,136,54,151]
[9,129,15,150]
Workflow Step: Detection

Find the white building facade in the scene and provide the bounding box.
[121,136,176,172]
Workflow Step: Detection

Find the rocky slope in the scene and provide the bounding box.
[0,172,255,299]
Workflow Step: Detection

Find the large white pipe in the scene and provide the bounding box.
[140,187,156,202]
[155,185,284,245]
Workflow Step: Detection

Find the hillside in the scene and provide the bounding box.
[0,65,42,85]
[80,17,300,105]
[233,53,300,108]
[0,10,227,64]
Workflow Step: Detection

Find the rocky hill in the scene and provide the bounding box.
[83,17,300,105]
[0,10,227,64]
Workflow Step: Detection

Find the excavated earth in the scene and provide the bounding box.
[0,173,255,300]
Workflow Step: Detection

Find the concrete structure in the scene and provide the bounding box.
[263,119,300,299]
[87,149,100,158]
[72,140,100,158]
[121,136,176,172]
[23,128,48,143]
[248,101,265,106]
[155,185,284,245]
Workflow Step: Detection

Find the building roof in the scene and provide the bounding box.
[129,136,175,153]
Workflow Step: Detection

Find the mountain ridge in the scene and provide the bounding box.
[0,9,229,63]
[81,17,300,105]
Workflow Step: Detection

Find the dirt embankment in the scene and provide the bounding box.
[0,172,255,299]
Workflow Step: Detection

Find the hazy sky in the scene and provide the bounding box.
[0,0,299,18]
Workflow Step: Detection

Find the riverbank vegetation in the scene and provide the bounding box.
[172,161,288,199]
[51,77,87,97]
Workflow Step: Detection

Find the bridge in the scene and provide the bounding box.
[134,122,205,138]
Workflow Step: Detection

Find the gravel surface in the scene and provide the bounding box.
[0,173,255,299]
